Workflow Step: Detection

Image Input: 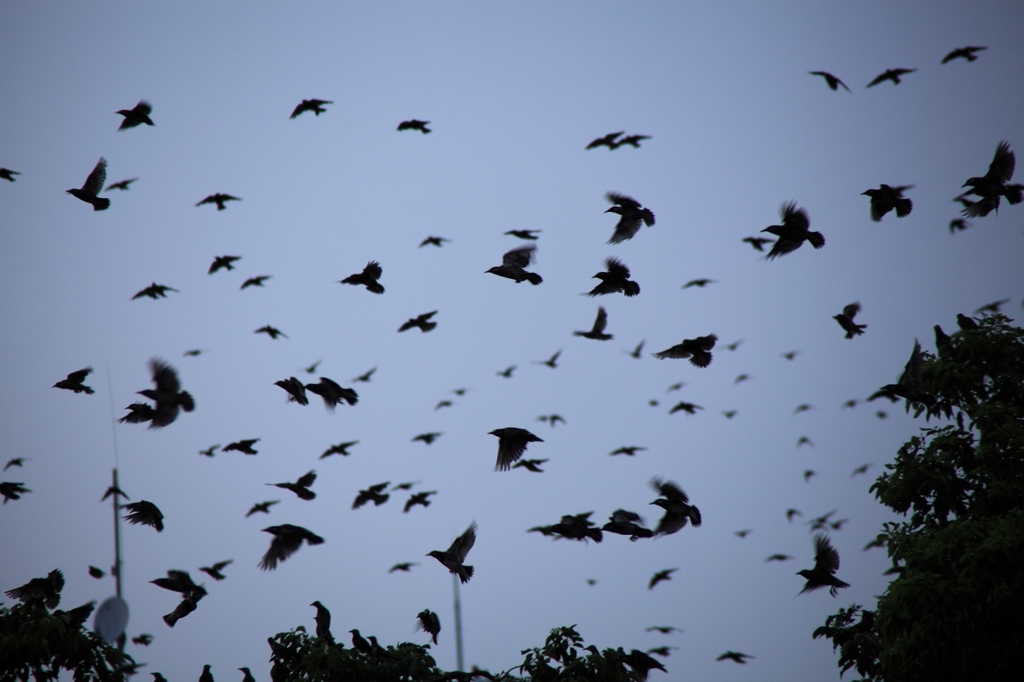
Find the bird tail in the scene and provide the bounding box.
[895,198,913,217]
[526,272,543,285]
[93,198,111,211]
[460,565,474,583]
[1005,184,1023,205]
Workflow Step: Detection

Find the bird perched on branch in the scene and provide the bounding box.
[340,261,385,294]
[290,99,332,118]
[604,192,655,244]
[398,119,431,133]
[305,378,358,410]
[761,202,824,260]
[196,193,240,211]
[427,522,476,583]
[67,158,110,210]
[650,478,702,535]
[654,334,717,367]
[487,244,543,284]
[116,100,154,130]
[574,306,613,340]
[797,534,850,596]
[54,367,94,394]
[588,257,640,296]
[259,525,324,570]
[809,71,850,91]
[862,184,913,221]
[310,601,334,643]
[122,501,165,531]
[960,140,1021,218]
[489,427,543,471]
[834,302,867,338]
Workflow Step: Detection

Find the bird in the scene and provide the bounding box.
[487,244,542,284]
[975,299,1010,314]
[268,470,317,500]
[199,560,233,581]
[735,529,752,539]
[682,278,715,289]
[105,177,137,191]
[399,310,439,332]
[241,275,272,289]
[534,349,561,368]
[389,562,418,573]
[238,668,255,682]
[722,410,738,419]
[765,554,793,562]
[623,649,667,680]
[208,255,241,274]
[797,436,814,448]
[195,193,241,211]
[245,500,279,517]
[199,665,214,682]
[587,257,640,296]
[132,282,179,300]
[512,458,548,473]
[574,306,613,340]
[417,609,441,644]
[809,71,850,91]
[489,427,543,471]
[339,261,384,294]
[879,339,936,409]
[614,134,651,149]
[862,184,914,221]
[0,168,21,182]
[352,366,377,383]
[797,534,850,596]
[101,485,129,502]
[602,509,653,540]
[274,377,308,405]
[960,141,1021,218]
[866,68,917,87]
[116,100,154,129]
[0,482,31,504]
[668,401,702,415]
[650,477,702,534]
[957,313,980,331]
[742,236,772,252]
[54,367,94,394]
[4,569,64,608]
[66,158,110,210]
[349,629,373,655]
[131,633,152,645]
[804,469,817,482]
[121,359,194,428]
[504,229,541,240]
[150,569,206,597]
[122,501,164,531]
[851,463,874,477]
[496,365,517,378]
[585,131,624,149]
[310,601,334,642]
[648,568,678,590]
[794,403,813,414]
[536,414,566,427]
[397,119,430,133]
[725,339,744,351]
[529,512,603,543]
[290,99,333,118]
[786,509,803,522]
[762,202,824,260]
[163,593,202,627]
[320,441,358,459]
[781,350,800,360]
[305,378,358,410]
[259,525,324,570]
[352,482,391,509]
[717,651,754,664]
[419,235,450,247]
[254,325,287,339]
[645,626,681,635]
[610,446,646,456]
[653,334,717,367]
[626,340,645,358]
[427,522,477,583]
[4,458,25,471]
[806,510,838,532]
[404,490,437,513]
[435,400,453,410]
[412,432,443,445]
[224,439,260,455]
[735,374,751,384]
[834,302,867,338]
[942,45,986,63]
[604,192,656,244]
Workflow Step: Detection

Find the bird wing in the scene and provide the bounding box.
[606,192,640,209]
[83,158,108,196]
[448,522,477,562]
[605,257,631,279]
[149,358,182,393]
[502,244,535,267]
[813,534,841,574]
[592,306,608,333]
[988,141,1016,183]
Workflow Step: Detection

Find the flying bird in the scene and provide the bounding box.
[241,275,272,289]
[195,194,241,211]
[122,501,164,531]
[536,414,565,427]
[604,192,656,244]
[834,302,867,338]
[397,119,431,133]
[163,592,202,627]
[866,68,917,87]
[960,140,1021,218]
[496,365,517,378]
[246,500,279,517]
[646,626,682,635]
[0,168,21,182]
[0,481,31,504]
[588,257,640,296]
[668,401,703,415]
[259,524,324,571]
[352,366,377,383]
[614,134,651,149]
[268,470,317,500]
[419,236,450,248]
[623,649,667,680]
[797,534,850,596]
[879,339,936,409]
[320,441,358,459]
[224,439,260,455]
[389,562,418,573]
[199,560,233,581]
[602,509,653,540]
[941,45,986,63]
[290,99,333,118]
[626,340,645,358]
[208,255,241,274]
[339,261,385,294]
[67,157,110,210]
[131,634,152,645]
[797,436,814,448]
[54,367,94,394]
[512,458,548,473]
[132,282,178,300]
[105,177,138,191]
[794,403,813,414]
[3,458,25,471]
[352,482,391,509]
[412,432,442,445]
[586,131,624,149]
[648,568,678,590]
[650,477,702,534]
[782,350,800,360]
[742,236,772,252]
[809,71,850,91]
[404,490,437,513]
[150,570,205,597]
[761,202,824,260]
[765,554,793,562]
[254,325,287,339]
[489,427,543,471]
[305,378,358,410]
[534,349,561,368]
[399,310,438,332]
[504,229,541,240]
[717,651,754,664]
[653,334,717,367]
[427,522,477,583]
[274,377,308,405]
[487,244,543,284]
[530,512,603,543]
[416,609,440,644]
[851,463,874,477]
[120,359,194,428]
[116,100,154,129]
[304,360,322,374]
[610,446,646,456]
[682,278,715,289]
[4,570,64,609]
[574,306,613,340]
[862,184,913,221]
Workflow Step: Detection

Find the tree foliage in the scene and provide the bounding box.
[814,315,1024,681]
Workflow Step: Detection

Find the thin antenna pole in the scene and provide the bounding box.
[453,574,464,671]
[104,360,124,598]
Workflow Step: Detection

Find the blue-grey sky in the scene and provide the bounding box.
[2,2,1022,680]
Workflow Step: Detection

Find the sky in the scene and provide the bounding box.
[2,1,1023,680]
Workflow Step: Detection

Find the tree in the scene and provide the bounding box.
[814,315,1024,681]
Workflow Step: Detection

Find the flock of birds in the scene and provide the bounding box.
[3,39,1021,682]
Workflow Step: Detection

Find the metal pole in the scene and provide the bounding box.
[112,468,123,599]
[453,573,464,671]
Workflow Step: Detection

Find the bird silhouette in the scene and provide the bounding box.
[259,525,324,570]
[67,158,110,210]
[274,377,308,405]
[604,192,656,244]
[536,414,565,427]
[761,202,824,260]
[942,46,986,63]
[224,439,260,455]
[626,340,645,358]
[602,509,653,540]
[132,282,179,300]
[305,378,358,410]
[588,257,640,296]
[834,302,867,338]
[199,560,233,581]
[742,236,772,252]
[320,441,358,458]
[116,100,154,130]
[389,562,418,573]
[268,470,317,500]
[310,600,334,642]
[427,522,476,583]
[3,458,25,471]
[648,568,677,589]
[794,403,813,414]
[489,427,543,471]
[349,629,373,655]
[851,463,874,477]
[512,458,548,473]
[352,366,377,382]
[399,311,439,332]
[290,99,333,118]
[879,338,936,409]
[809,71,850,91]
[765,553,793,562]
[238,668,255,682]
[199,665,213,682]
[4,569,64,608]
[352,482,391,509]
[105,177,137,191]
[208,255,241,274]
[975,299,1010,314]
[530,512,603,543]
[960,141,1021,218]
[163,592,202,627]
[241,275,272,289]
[416,609,440,644]
[623,649,667,680]
[487,244,543,284]
[717,651,754,664]
[574,306,613,340]
[586,132,624,149]
[650,477,702,534]
[398,119,431,133]
[496,364,517,378]
[653,334,716,367]
[404,490,437,512]
[610,446,646,456]
[255,325,287,339]
[196,194,241,211]
[131,633,152,645]
[412,432,443,445]
[535,349,561,368]
[613,134,651,149]
[122,501,164,531]
[646,626,681,635]
[340,261,385,294]
[866,68,917,87]
[504,229,541,240]
[150,570,205,598]
[304,360,322,374]
[862,184,913,221]
[0,168,21,182]
[120,359,194,428]
[245,500,279,517]
[0,482,31,504]
[682,278,715,289]
[419,236,450,247]
[782,350,800,361]
[797,534,850,596]
[54,367,94,394]
[668,401,702,415]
